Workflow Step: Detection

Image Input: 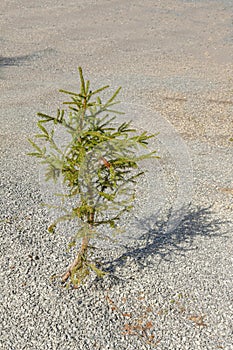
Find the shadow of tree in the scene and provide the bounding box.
[102,205,227,274]
[0,48,56,68]
[0,54,37,67]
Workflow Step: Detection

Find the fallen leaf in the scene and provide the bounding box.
[189,315,207,327]
[145,321,153,329]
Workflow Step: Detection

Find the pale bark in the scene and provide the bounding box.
[61,236,89,283]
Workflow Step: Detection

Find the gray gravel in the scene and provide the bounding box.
[1,0,233,349]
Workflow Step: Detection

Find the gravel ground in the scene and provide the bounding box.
[1,0,233,349]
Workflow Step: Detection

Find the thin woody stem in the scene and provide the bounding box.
[61,235,89,283]
[61,211,95,284]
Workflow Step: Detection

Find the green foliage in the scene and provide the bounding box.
[28,67,159,287]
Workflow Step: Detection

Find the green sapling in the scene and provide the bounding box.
[28,67,158,287]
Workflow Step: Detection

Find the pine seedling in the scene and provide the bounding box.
[28,67,159,288]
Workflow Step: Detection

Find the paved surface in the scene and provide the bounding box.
[1,1,233,349]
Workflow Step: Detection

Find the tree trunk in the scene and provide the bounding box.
[61,235,89,283]
[61,212,94,284]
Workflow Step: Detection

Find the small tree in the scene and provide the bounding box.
[28,67,158,288]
